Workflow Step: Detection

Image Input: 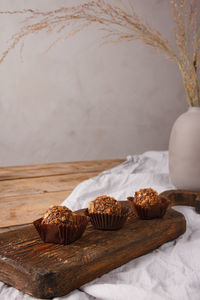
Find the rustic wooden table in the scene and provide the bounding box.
[0,159,124,234]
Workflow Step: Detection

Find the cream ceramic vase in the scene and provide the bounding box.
[169,107,200,191]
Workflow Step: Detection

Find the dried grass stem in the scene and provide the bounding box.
[0,0,200,106]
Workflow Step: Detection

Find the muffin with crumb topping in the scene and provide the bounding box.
[128,188,169,219]
[87,195,129,230]
[34,205,89,244]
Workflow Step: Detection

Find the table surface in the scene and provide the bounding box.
[0,159,124,234]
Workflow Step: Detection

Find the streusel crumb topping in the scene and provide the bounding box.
[88,195,122,215]
[134,188,162,207]
[41,205,75,224]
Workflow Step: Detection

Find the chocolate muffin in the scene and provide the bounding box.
[128,188,169,219]
[34,205,89,244]
[87,195,129,230]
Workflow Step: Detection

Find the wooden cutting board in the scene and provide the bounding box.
[0,202,186,299]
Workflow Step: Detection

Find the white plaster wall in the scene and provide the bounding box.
[0,0,187,166]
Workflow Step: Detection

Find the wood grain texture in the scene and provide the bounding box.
[0,191,70,228]
[0,159,124,181]
[0,204,186,299]
[160,189,200,213]
[0,172,100,198]
[0,159,123,229]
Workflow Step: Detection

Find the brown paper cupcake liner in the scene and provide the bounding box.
[85,206,130,230]
[128,196,170,220]
[33,214,89,245]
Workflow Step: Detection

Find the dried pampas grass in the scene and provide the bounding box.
[0,0,199,106]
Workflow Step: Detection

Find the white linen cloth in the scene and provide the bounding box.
[1,151,200,300]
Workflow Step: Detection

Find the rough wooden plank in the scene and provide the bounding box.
[0,224,31,234]
[160,189,200,213]
[0,159,124,181]
[0,171,98,228]
[0,172,99,198]
[0,206,186,299]
[0,191,71,228]
[0,159,124,230]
